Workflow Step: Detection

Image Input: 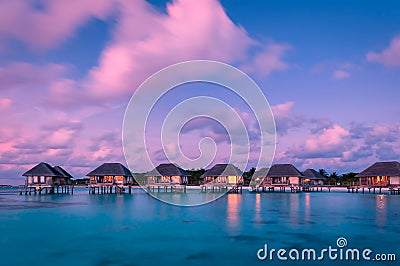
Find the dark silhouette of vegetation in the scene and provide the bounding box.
[71,167,359,187]
[71,178,89,185]
[319,169,359,186]
[186,168,205,185]
[243,167,256,185]
[318,169,329,178]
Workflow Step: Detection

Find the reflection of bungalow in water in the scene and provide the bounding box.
[201,164,243,185]
[22,162,73,194]
[356,161,400,187]
[260,164,305,186]
[87,163,134,186]
[146,163,189,185]
[302,169,327,186]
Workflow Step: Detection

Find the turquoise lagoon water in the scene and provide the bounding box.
[0,188,399,266]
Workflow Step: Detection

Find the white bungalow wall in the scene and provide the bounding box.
[288,176,300,185]
[171,176,187,184]
[390,176,400,185]
[27,175,52,185]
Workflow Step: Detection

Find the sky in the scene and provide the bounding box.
[0,0,399,184]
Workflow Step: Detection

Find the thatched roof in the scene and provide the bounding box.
[86,163,132,177]
[355,161,400,177]
[146,163,190,177]
[267,164,305,177]
[53,166,73,179]
[201,164,242,178]
[303,169,327,180]
[252,167,270,178]
[22,162,62,177]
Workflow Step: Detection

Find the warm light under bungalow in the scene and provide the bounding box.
[200,164,243,185]
[355,161,400,186]
[146,163,190,185]
[260,164,305,186]
[86,163,134,186]
[302,169,327,186]
[22,162,73,186]
[250,167,269,188]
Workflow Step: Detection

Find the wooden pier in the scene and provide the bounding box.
[200,183,243,194]
[389,186,400,195]
[347,185,399,195]
[250,184,333,193]
[302,185,324,192]
[146,183,187,193]
[88,184,135,194]
[254,185,302,193]
[18,185,74,195]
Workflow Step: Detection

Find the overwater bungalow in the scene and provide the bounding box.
[257,164,305,192]
[262,164,304,185]
[146,163,189,192]
[249,167,269,190]
[53,166,74,184]
[86,163,134,194]
[21,162,73,194]
[200,164,243,193]
[302,169,327,186]
[356,161,400,187]
[201,164,243,185]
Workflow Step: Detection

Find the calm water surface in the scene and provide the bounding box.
[0,188,399,266]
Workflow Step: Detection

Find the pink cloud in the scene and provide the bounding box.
[271,102,304,135]
[242,43,291,77]
[5,0,290,107]
[0,98,12,111]
[333,70,351,80]
[83,0,261,100]
[47,78,88,108]
[276,121,400,173]
[0,62,66,90]
[0,0,114,50]
[289,124,351,159]
[0,0,293,182]
[271,102,294,117]
[367,37,400,67]
[303,124,350,152]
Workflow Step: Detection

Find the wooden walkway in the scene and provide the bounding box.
[18,185,73,195]
[200,183,243,194]
[88,184,135,194]
[347,185,400,195]
[249,184,333,193]
[146,183,187,193]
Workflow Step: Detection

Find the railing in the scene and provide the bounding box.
[90,180,115,185]
[271,181,289,185]
[360,181,389,186]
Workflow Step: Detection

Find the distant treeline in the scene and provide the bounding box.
[318,169,359,186]
[71,178,89,185]
[184,168,359,186]
[70,168,359,186]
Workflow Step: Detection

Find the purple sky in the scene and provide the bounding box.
[0,0,399,184]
